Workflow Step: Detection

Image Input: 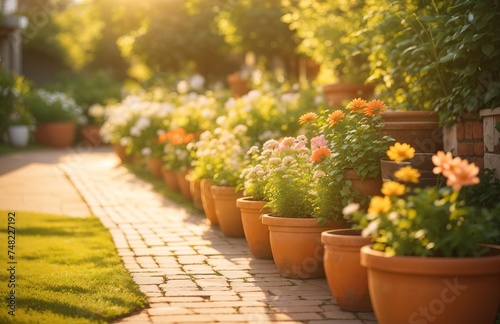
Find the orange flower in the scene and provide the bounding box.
[346,98,368,113]
[444,159,479,191]
[431,151,460,177]
[310,146,331,163]
[299,112,318,125]
[327,110,345,127]
[364,99,387,117]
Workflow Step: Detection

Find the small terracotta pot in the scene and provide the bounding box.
[189,178,203,210]
[211,185,244,237]
[200,179,218,225]
[80,124,102,146]
[35,122,76,148]
[262,215,349,279]
[236,197,273,259]
[113,144,130,163]
[161,168,180,192]
[361,244,500,324]
[147,157,163,179]
[176,170,193,201]
[321,229,372,312]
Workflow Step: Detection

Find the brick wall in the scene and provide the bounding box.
[455,116,485,169]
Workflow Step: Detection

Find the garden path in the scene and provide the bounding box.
[0,146,377,324]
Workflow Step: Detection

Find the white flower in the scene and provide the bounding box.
[313,170,326,179]
[189,74,205,90]
[177,80,189,94]
[342,203,360,216]
[362,218,380,237]
[141,147,152,156]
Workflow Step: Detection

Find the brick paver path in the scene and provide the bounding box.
[61,148,378,324]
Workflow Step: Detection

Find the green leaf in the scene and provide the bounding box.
[481,44,495,56]
[440,52,455,63]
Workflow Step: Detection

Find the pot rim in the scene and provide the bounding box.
[360,244,500,276]
[262,214,347,228]
[321,229,372,247]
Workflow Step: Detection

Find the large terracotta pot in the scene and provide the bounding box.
[176,170,193,201]
[80,124,102,146]
[236,197,273,259]
[381,111,443,153]
[262,215,348,279]
[161,168,180,192]
[147,157,163,179]
[200,179,218,225]
[321,229,372,312]
[113,144,130,163]
[189,178,203,210]
[35,122,76,148]
[211,185,244,237]
[360,244,500,324]
[322,83,375,107]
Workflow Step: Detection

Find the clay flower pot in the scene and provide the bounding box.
[360,244,500,324]
[176,169,193,201]
[322,83,375,107]
[113,144,130,163]
[161,168,180,192]
[236,197,273,259]
[80,124,102,146]
[262,215,348,279]
[211,185,244,237]
[200,179,218,225]
[343,169,382,198]
[189,178,203,210]
[321,229,372,312]
[147,157,163,179]
[35,122,76,148]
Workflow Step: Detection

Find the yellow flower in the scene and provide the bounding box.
[381,181,406,196]
[394,166,421,184]
[299,112,318,125]
[368,196,391,215]
[386,142,415,162]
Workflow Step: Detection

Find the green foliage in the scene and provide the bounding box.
[215,0,298,64]
[283,0,370,83]
[0,211,147,323]
[364,0,454,112]
[28,89,85,124]
[0,71,18,137]
[437,0,500,124]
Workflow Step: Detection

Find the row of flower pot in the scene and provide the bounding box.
[129,150,500,324]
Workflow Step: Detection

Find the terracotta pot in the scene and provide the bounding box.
[227,73,250,98]
[161,168,180,192]
[35,122,76,148]
[200,179,218,225]
[80,124,102,146]
[380,155,440,188]
[211,185,244,237]
[236,197,273,259]
[147,157,163,179]
[321,229,372,312]
[189,178,203,210]
[381,111,443,153]
[322,83,375,107]
[360,244,500,324]
[262,215,349,279]
[113,144,130,163]
[176,170,193,201]
[343,169,382,198]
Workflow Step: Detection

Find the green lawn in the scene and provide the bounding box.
[0,211,147,324]
[0,143,43,156]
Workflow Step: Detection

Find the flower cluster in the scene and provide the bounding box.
[28,89,86,124]
[159,128,198,172]
[344,143,499,258]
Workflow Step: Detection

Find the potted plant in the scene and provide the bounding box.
[8,105,33,148]
[28,89,85,148]
[344,149,500,323]
[260,135,348,279]
[81,103,106,146]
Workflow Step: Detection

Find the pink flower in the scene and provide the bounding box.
[311,135,328,150]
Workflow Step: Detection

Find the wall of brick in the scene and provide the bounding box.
[455,116,485,170]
